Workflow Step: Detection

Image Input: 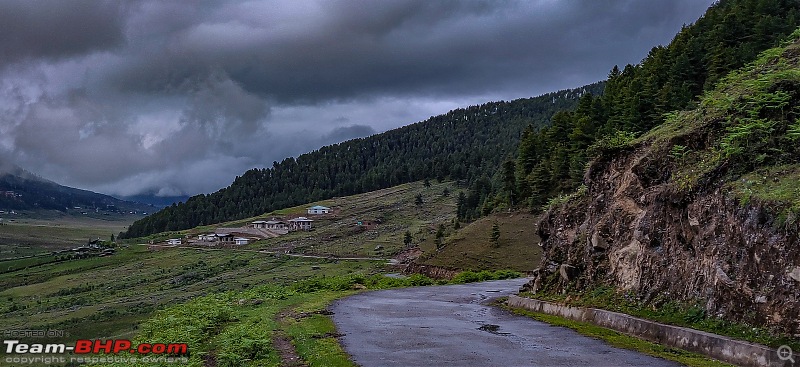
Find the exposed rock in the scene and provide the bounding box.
[610,239,643,290]
[525,111,800,334]
[788,267,800,282]
[559,264,578,282]
[687,213,700,227]
[715,266,735,288]
[591,232,608,250]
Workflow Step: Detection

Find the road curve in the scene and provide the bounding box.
[331,279,682,367]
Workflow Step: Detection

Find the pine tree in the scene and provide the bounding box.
[490,222,500,247]
[403,231,413,248]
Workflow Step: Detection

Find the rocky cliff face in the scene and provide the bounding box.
[527,35,800,335]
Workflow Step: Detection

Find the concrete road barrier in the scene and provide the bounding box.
[507,295,792,367]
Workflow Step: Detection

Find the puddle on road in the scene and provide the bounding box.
[478,324,511,335]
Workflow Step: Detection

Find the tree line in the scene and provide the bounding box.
[122,84,602,237]
[456,0,800,219]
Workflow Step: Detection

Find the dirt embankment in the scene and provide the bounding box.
[527,139,800,335]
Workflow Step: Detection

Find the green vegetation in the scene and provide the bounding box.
[88,272,521,367]
[727,164,800,229]
[504,0,800,213]
[0,242,385,351]
[1,181,525,367]
[244,181,458,258]
[418,212,542,272]
[520,287,799,352]
[0,217,131,259]
[449,270,521,284]
[504,305,733,367]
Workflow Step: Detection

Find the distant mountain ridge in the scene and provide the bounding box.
[0,163,152,214]
[119,194,190,208]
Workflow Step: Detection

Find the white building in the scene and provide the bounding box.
[307,205,331,215]
[288,217,314,231]
[234,237,250,245]
[198,234,216,242]
[265,220,287,230]
[167,238,182,245]
[253,219,287,230]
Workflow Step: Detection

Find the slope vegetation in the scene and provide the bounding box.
[529,30,800,337]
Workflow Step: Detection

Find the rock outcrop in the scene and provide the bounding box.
[527,35,800,335]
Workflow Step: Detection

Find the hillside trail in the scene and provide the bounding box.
[331,279,681,367]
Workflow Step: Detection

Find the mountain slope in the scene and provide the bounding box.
[528,30,800,335]
[122,82,604,238]
[509,0,800,211]
[0,164,151,215]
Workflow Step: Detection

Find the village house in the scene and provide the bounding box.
[167,238,182,245]
[307,205,331,215]
[252,219,287,230]
[215,233,234,243]
[288,217,314,231]
[198,233,216,242]
[265,220,287,230]
[234,237,250,245]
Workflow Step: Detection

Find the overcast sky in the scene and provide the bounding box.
[0,0,715,198]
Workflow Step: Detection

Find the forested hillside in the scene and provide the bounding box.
[504,0,800,213]
[122,83,603,237]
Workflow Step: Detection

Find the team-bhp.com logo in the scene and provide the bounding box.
[4,339,188,355]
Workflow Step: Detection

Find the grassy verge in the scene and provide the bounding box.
[502,303,733,367]
[282,291,357,367]
[520,286,799,351]
[83,271,522,367]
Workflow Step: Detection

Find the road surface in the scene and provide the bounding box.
[331,279,682,367]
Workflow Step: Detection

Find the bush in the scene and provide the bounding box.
[450,270,522,284]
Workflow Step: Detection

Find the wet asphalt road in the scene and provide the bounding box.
[331,279,682,367]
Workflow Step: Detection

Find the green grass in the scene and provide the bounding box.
[153,180,463,259]
[0,244,384,355]
[504,305,733,367]
[0,222,122,259]
[86,274,446,367]
[418,212,542,272]
[521,286,799,351]
[2,179,532,367]
[283,291,357,367]
[727,164,800,228]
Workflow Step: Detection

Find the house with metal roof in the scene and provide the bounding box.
[307,205,331,215]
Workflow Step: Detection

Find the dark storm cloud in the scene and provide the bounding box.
[0,0,715,197]
[105,0,713,104]
[0,0,128,67]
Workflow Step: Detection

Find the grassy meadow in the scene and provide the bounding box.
[0,180,531,366]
